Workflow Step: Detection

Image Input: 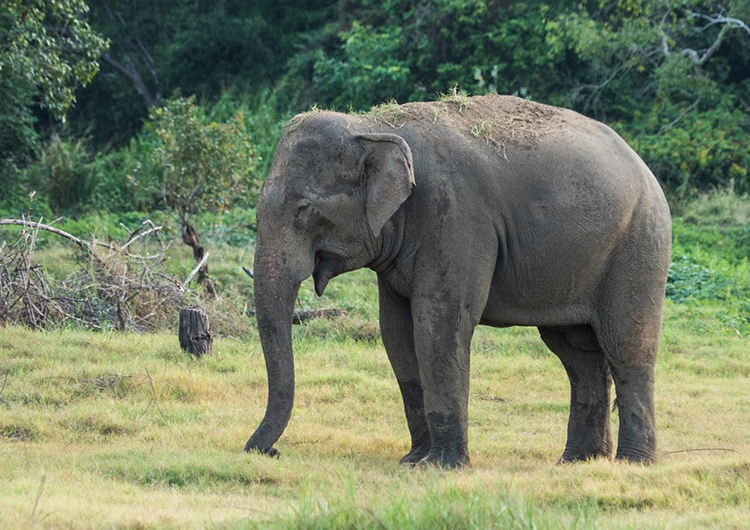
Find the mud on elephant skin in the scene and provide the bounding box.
[244,95,671,468]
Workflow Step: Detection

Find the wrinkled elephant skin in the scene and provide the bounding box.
[245,95,671,468]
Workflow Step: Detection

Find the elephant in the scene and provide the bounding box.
[245,94,671,468]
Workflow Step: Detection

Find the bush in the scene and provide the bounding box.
[16,134,160,217]
[667,190,750,333]
[22,135,97,213]
[143,96,258,221]
[619,107,750,197]
[89,142,161,213]
[204,88,290,181]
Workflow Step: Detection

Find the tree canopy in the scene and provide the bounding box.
[1,0,749,216]
[0,0,107,204]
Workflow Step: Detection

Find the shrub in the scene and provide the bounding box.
[619,107,750,197]
[143,96,258,221]
[22,134,98,214]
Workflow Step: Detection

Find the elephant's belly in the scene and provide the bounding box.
[478,278,596,329]
[478,304,592,329]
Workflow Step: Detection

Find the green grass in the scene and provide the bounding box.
[2,191,750,527]
[1,294,749,528]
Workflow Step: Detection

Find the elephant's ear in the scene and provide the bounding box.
[357,133,416,237]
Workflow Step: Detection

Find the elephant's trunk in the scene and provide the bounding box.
[244,244,301,455]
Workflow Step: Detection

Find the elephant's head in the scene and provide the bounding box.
[245,113,415,454]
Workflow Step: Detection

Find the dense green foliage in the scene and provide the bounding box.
[144,96,257,222]
[0,0,107,118]
[0,0,107,207]
[2,0,748,215]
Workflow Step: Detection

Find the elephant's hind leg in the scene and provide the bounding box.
[539,326,614,463]
[594,313,659,464]
[593,259,666,463]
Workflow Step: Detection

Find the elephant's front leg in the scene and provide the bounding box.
[378,277,431,465]
[411,295,476,468]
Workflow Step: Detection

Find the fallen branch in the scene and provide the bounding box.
[0,219,93,251]
[0,219,166,260]
[293,308,344,324]
[121,220,163,251]
[1,217,185,331]
[246,308,346,324]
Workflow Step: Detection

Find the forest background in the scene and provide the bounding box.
[2,0,749,220]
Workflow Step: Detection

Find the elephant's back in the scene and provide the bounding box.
[396,95,571,153]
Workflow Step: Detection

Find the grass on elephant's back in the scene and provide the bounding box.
[0,312,749,528]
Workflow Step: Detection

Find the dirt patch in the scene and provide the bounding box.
[354,94,568,158]
[426,94,565,152]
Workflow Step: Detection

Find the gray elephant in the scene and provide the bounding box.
[245,95,671,468]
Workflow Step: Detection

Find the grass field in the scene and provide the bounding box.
[2,191,749,528]
[1,271,749,528]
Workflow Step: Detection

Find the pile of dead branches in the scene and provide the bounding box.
[0,217,201,331]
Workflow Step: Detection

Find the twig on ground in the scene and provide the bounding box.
[30,474,46,521]
[663,447,740,455]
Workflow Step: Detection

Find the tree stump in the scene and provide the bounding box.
[178,307,213,357]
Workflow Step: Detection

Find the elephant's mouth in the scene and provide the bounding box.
[312,251,340,296]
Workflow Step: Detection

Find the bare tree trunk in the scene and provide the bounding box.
[181,222,217,298]
[96,0,163,109]
[178,307,213,357]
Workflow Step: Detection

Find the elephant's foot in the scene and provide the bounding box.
[416,450,470,469]
[399,445,431,466]
[613,403,656,465]
[556,437,614,464]
[556,447,612,464]
[615,445,656,465]
[245,445,280,458]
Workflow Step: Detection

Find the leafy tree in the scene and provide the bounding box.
[0,0,108,208]
[0,0,108,118]
[546,0,750,193]
[144,96,257,295]
[309,1,566,109]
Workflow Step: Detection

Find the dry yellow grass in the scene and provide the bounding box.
[1,289,749,528]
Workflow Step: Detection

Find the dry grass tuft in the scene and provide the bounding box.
[363,99,406,128]
[285,105,324,132]
[436,85,473,114]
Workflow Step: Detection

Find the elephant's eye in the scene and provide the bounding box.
[294,203,313,228]
[296,203,311,217]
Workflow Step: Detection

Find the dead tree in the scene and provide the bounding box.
[178,306,213,357]
[95,0,162,109]
[181,222,217,298]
